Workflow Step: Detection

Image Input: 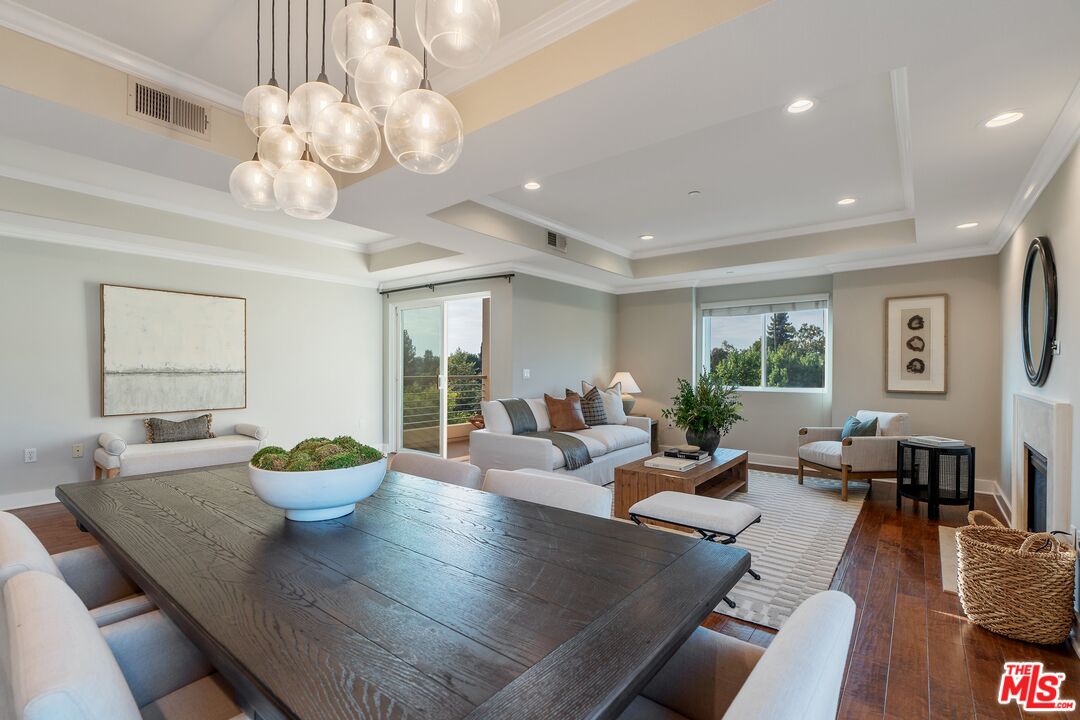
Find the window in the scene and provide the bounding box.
[702,295,829,390]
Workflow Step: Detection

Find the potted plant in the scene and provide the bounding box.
[661,369,744,455]
[248,436,386,521]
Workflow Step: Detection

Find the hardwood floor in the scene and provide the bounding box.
[14,479,1080,718]
[704,478,1080,720]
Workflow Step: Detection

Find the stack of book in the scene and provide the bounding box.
[663,445,710,461]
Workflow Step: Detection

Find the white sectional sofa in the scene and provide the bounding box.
[470,399,652,486]
[93,423,269,479]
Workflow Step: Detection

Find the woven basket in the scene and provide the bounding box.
[956,510,1076,644]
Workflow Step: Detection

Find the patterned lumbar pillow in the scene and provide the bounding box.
[568,386,608,426]
[841,415,878,440]
[581,381,627,425]
[144,413,214,444]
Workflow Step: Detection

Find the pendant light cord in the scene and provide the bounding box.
[305,0,310,81]
[256,0,261,86]
[287,0,292,91]
[270,0,277,83]
[321,0,327,77]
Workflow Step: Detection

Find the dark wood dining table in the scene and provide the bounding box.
[57,464,749,720]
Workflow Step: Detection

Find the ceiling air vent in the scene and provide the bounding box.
[546,230,567,253]
[127,76,211,140]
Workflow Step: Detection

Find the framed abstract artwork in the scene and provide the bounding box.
[101,284,247,416]
[884,294,947,394]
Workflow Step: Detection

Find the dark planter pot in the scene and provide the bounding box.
[685,428,721,456]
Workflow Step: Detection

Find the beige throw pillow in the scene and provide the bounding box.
[581,381,627,425]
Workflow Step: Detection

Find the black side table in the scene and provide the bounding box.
[896,440,975,520]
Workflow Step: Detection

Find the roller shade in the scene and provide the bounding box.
[702,295,829,318]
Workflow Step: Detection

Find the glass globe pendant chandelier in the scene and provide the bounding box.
[415,0,500,69]
[350,0,422,124]
[233,0,500,218]
[384,49,462,174]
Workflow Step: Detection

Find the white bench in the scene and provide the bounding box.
[93,423,268,480]
[629,491,762,607]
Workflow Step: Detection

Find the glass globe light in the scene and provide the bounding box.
[273,152,339,220]
[416,0,500,69]
[350,44,422,124]
[331,0,393,76]
[257,123,305,175]
[312,101,381,173]
[384,88,463,175]
[229,156,279,211]
[287,77,343,140]
[242,82,288,136]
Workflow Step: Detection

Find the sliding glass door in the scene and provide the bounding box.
[395,295,488,457]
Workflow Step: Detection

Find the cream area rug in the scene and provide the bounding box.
[939,526,959,594]
[711,470,867,629]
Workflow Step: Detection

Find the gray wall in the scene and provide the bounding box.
[511,274,617,397]
[999,139,1080,519]
[0,238,384,508]
[832,256,1002,482]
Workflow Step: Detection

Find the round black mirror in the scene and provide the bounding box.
[1021,236,1057,387]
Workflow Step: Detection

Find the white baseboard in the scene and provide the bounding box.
[0,487,60,511]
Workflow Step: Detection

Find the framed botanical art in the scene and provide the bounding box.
[101,284,247,416]
[884,294,947,394]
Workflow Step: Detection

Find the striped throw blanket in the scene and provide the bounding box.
[498,399,592,471]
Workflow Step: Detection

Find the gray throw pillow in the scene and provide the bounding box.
[145,414,214,444]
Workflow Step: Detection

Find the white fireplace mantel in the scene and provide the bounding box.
[1011,394,1072,531]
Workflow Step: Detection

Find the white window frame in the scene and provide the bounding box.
[699,293,831,395]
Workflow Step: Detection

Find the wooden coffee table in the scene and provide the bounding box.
[614,448,749,524]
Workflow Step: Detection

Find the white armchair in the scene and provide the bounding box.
[798,410,911,501]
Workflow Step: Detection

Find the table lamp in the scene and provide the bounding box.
[609,371,641,415]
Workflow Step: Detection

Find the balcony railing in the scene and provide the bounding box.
[401,374,487,432]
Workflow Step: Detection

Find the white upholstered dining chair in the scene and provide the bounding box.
[0,511,153,626]
[618,590,855,720]
[389,451,484,489]
[2,570,249,720]
[482,468,612,518]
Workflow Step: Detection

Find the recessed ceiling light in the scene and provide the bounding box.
[639,234,655,241]
[786,98,815,114]
[836,197,857,206]
[955,222,979,229]
[984,111,1024,128]
[522,181,542,190]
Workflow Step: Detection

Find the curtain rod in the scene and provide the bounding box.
[379,273,515,296]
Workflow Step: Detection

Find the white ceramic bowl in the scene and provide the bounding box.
[248,457,387,521]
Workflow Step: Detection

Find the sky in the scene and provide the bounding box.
[401,298,484,358]
[708,308,825,350]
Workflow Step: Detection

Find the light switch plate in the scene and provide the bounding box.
[23,448,37,463]
[522,368,531,379]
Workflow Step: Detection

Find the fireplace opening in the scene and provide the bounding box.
[1025,444,1048,533]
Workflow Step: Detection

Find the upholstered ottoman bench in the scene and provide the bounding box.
[629,491,762,607]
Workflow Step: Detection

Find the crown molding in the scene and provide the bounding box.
[890,67,915,212]
[824,242,999,274]
[991,74,1080,252]
[377,260,620,295]
[629,210,914,260]
[433,0,638,95]
[0,210,379,288]
[472,195,633,258]
[0,0,244,110]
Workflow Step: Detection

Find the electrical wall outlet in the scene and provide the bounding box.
[72,443,84,459]
[23,448,37,463]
